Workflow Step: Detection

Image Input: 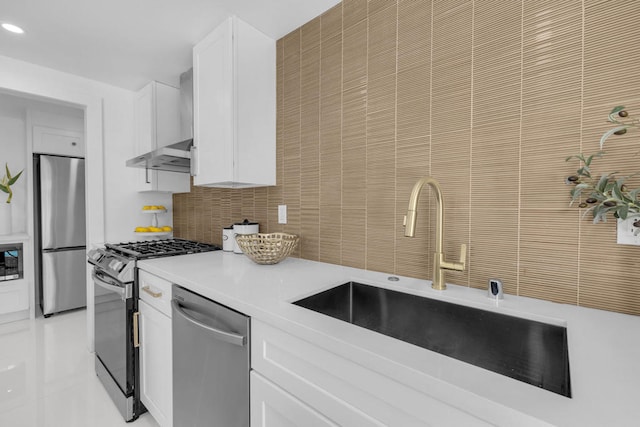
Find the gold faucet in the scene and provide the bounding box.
[403,177,466,290]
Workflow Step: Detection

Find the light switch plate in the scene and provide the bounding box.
[616,217,640,245]
[278,205,287,224]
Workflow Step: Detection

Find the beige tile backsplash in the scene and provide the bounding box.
[174,0,640,315]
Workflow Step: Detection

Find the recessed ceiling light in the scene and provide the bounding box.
[2,23,25,34]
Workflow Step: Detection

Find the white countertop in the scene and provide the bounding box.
[139,251,640,426]
[0,233,29,243]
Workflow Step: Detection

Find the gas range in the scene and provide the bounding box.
[88,239,220,283]
[87,238,221,421]
[105,238,220,259]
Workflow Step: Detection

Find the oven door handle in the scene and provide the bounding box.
[92,270,130,300]
[171,300,246,347]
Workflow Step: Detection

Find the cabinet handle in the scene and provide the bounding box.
[145,167,151,184]
[190,145,198,176]
[142,286,162,298]
[133,311,140,348]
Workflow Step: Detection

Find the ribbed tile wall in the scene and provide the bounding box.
[174,0,640,315]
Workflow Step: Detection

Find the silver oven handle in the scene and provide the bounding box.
[171,300,246,347]
[92,270,129,300]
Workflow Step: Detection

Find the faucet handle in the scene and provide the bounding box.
[440,243,467,272]
[458,243,467,269]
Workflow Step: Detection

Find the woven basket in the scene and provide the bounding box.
[235,233,299,265]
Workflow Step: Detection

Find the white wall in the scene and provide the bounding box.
[101,99,173,242]
[30,109,83,135]
[0,116,27,232]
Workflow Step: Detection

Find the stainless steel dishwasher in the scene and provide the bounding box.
[172,285,250,427]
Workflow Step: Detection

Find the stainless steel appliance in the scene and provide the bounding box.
[88,239,220,422]
[172,285,250,427]
[34,154,86,317]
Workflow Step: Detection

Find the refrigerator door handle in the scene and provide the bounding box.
[43,246,86,253]
[171,300,246,347]
[92,270,131,300]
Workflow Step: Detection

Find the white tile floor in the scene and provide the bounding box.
[0,310,159,427]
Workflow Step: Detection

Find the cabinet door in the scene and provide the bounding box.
[234,18,276,187]
[193,17,276,188]
[251,372,338,427]
[253,320,492,427]
[32,126,84,157]
[192,17,234,187]
[134,82,190,193]
[0,279,28,314]
[139,300,173,427]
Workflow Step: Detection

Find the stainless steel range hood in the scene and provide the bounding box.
[125,138,192,173]
[126,69,193,174]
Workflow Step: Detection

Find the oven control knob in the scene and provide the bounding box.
[109,260,123,271]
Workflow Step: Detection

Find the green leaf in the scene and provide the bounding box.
[618,204,629,220]
[596,174,610,192]
[608,106,626,122]
[610,105,626,114]
[592,204,604,223]
[7,170,22,186]
[600,126,630,149]
[570,183,591,201]
[577,166,591,177]
[605,181,615,193]
[581,171,591,179]
[581,206,596,220]
[5,164,10,181]
[566,153,586,163]
[612,182,625,200]
[0,185,8,194]
[585,152,604,166]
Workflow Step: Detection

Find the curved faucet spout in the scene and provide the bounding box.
[403,177,466,290]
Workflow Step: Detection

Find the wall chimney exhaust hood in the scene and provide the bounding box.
[125,138,192,173]
[126,69,194,174]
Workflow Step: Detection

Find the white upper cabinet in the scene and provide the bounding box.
[192,16,276,188]
[134,81,190,193]
[33,126,84,158]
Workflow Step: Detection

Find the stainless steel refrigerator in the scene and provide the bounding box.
[34,154,86,317]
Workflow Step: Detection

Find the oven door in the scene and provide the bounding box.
[92,269,134,395]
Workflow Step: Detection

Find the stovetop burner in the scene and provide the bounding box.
[105,238,221,260]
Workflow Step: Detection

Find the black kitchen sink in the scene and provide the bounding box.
[293,281,571,397]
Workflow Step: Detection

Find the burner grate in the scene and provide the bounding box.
[105,239,220,259]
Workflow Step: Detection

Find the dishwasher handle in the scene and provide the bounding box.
[171,300,246,347]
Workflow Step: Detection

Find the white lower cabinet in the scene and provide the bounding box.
[251,320,492,427]
[251,371,338,427]
[0,279,29,315]
[138,271,173,427]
